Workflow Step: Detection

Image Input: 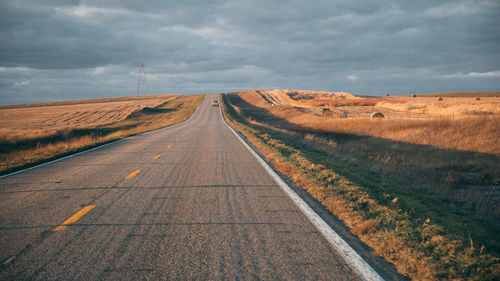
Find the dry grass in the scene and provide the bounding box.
[414,92,500,98]
[254,89,357,107]
[221,91,500,280]
[236,90,500,155]
[0,95,173,109]
[299,117,500,155]
[0,95,204,174]
[0,95,175,141]
[377,96,500,117]
[241,89,500,120]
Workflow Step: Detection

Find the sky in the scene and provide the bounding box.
[0,0,499,105]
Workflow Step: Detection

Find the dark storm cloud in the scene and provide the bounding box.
[0,0,499,104]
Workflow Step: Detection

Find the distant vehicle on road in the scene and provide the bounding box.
[212,100,219,107]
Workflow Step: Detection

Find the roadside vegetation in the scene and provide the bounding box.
[0,94,204,175]
[221,92,500,280]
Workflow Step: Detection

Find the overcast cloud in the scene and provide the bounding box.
[0,0,499,104]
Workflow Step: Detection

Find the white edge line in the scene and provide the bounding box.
[0,95,207,179]
[218,94,385,281]
[0,138,126,179]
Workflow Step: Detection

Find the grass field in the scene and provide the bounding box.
[249,90,500,120]
[221,90,500,280]
[0,94,204,174]
[0,95,175,140]
[413,92,500,98]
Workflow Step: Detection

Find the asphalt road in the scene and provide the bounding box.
[1,94,377,280]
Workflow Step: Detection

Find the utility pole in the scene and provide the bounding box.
[137,61,148,94]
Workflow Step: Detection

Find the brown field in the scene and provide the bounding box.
[236,90,500,154]
[0,95,176,141]
[248,89,500,120]
[222,90,500,280]
[0,94,204,174]
[413,91,500,98]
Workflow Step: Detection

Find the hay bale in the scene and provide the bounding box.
[412,94,417,98]
[385,93,390,96]
[438,97,443,101]
[476,97,481,101]
[371,112,385,119]
[337,110,348,118]
[322,108,332,117]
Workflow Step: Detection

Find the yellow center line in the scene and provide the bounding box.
[154,154,162,159]
[3,256,15,265]
[168,144,173,148]
[53,205,95,231]
[175,138,181,141]
[126,169,141,179]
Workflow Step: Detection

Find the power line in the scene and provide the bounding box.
[137,61,148,94]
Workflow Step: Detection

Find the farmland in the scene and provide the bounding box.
[0,95,174,140]
[250,89,500,120]
[0,94,204,174]
[221,90,500,280]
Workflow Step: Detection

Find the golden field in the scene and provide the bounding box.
[0,94,204,174]
[0,95,176,141]
[246,89,500,119]
[236,90,500,154]
[222,90,500,280]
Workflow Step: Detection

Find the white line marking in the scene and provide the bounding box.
[0,138,127,179]
[218,94,385,281]
[0,95,207,179]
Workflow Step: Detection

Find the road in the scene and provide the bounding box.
[1,94,380,280]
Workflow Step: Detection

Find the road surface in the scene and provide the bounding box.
[1,94,384,280]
